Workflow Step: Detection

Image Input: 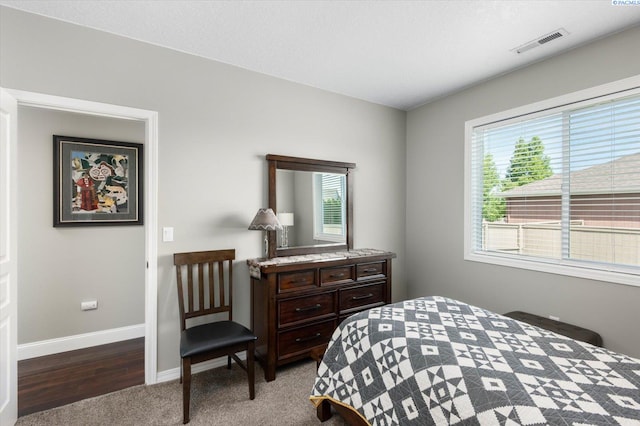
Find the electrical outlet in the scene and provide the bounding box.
[81,300,98,311]
[549,315,560,321]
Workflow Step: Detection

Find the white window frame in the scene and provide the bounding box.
[464,75,640,288]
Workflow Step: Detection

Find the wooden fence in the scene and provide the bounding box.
[483,221,640,266]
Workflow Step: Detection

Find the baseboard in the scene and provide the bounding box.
[18,324,145,360]
[156,353,247,384]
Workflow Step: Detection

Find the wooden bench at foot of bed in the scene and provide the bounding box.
[503,311,603,347]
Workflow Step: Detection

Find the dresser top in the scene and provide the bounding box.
[247,248,395,276]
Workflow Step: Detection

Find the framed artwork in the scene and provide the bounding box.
[53,135,143,227]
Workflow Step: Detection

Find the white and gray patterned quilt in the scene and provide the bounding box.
[310,296,640,425]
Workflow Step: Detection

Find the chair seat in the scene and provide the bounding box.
[180,321,256,358]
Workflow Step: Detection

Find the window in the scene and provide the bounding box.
[313,172,346,242]
[465,77,640,287]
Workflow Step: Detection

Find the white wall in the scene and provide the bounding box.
[0,6,407,372]
[16,107,145,344]
[406,25,640,358]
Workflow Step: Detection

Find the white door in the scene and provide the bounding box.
[0,88,18,426]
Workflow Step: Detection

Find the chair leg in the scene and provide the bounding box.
[227,355,232,369]
[248,341,255,400]
[182,357,191,424]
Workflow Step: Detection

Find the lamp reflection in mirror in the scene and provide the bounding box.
[248,208,282,256]
[277,212,294,248]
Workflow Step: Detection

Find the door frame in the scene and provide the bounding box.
[1,87,18,426]
[5,88,159,385]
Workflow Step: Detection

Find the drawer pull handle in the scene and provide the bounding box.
[289,279,307,284]
[295,333,322,343]
[295,304,322,313]
[352,293,374,301]
[330,273,345,278]
[362,268,378,273]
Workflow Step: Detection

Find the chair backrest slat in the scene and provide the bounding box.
[187,265,194,314]
[176,266,186,330]
[216,260,223,316]
[227,259,233,319]
[198,262,205,313]
[173,249,235,331]
[208,261,215,311]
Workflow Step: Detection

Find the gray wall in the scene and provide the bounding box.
[293,171,314,246]
[0,7,407,372]
[406,25,640,358]
[16,107,145,343]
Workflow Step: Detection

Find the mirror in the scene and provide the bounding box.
[275,169,346,247]
[267,154,355,258]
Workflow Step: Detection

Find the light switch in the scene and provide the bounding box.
[163,227,174,242]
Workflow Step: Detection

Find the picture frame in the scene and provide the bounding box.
[53,135,144,227]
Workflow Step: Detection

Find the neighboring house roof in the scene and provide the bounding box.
[500,152,640,197]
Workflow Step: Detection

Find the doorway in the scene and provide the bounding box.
[2,88,158,422]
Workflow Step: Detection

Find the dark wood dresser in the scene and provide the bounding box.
[247,248,395,381]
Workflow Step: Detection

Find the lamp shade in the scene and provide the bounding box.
[277,212,294,227]
[248,208,282,231]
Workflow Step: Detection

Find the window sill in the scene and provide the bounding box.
[464,251,640,288]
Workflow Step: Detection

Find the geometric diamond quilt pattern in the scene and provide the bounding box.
[311,296,640,425]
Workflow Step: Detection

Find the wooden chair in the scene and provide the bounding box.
[173,249,256,424]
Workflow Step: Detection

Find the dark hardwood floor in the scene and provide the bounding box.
[18,337,145,417]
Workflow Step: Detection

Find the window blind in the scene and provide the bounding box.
[471,93,640,272]
[322,174,344,226]
[314,172,346,239]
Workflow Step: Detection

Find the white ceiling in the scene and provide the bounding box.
[1,1,639,110]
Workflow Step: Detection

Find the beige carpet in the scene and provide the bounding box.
[16,359,347,426]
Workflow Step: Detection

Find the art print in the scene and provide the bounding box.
[53,135,143,226]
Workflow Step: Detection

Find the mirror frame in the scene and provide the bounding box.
[267,154,355,258]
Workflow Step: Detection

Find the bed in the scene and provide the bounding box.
[310,296,640,425]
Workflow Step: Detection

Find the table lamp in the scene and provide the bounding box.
[248,208,282,256]
[277,212,294,247]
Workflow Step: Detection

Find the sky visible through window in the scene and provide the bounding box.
[483,95,639,180]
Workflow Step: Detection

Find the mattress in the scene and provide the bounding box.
[310,296,640,425]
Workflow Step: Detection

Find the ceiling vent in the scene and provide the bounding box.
[512,28,569,54]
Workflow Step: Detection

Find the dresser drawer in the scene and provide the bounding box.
[278,270,316,293]
[357,262,385,279]
[278,320,335,360]
[320,265,354,285]
[278,293,336,327]
[340,282,385,313]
